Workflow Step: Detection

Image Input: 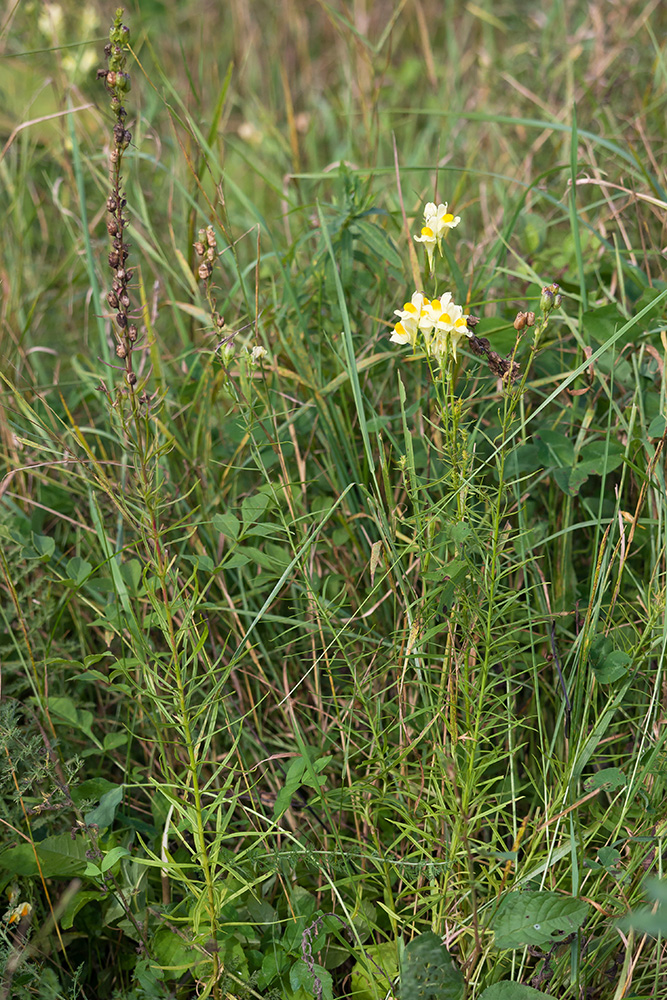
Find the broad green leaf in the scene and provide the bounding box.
[619,879,667,937]
[212,512,241,540]
[85,784,124,831]
[241,493,270,524]
[583,768,626,792]
[350,942,398,1000]
[48,696,101,748]
[582,303,624,345]
[593,650,631,683]
[66,556,92,586]
[120,559,143,592]
[0,834,89,877]
[72,778,118,805]
[100,845,131,873]
[648,414,666,438]
[479,984,557,1000]
[61,890,101,930]
[290,958,333,1000]
[597,847,622,868]
[30,532,55,561]
[399,932,464,999]
[538,430,574,467]
[491,891,589,949]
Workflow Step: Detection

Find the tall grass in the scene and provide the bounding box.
[1,2,667,998]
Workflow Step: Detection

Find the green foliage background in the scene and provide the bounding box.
[0,1,666,998]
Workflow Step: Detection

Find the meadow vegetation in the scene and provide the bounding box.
[1,1,667,998]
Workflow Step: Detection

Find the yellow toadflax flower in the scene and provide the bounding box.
[389,290,471,364]
[391,291,429,349]
[414,202,461,272]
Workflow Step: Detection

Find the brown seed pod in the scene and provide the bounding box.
[116,343,127,358]
[128,324,138,342]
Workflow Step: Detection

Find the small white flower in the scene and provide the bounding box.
[250,345,268,362]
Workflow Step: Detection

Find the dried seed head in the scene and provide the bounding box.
[193,241,205,256]
[128,324,138,341]
[126,371,137,386]
[107,291,119,308]
[198,261,213,280]
[116,312,127,328]
[107,196,117,213]
[120,292,130,308]
[116,343,127,358]
[206,226,216,248]
[514,312,527,331]
[106,218,119,236]
[526,311,536,326]
[108,250,120,268]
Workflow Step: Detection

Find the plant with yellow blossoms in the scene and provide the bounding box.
[413,201,460,273]
[391,291,471,364]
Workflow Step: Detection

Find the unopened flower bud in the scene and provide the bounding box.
[540,286,554,313]
[540,283,561,315]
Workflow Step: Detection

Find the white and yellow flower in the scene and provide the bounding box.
[414,202,461,272]
[429,300,471,362]
[391,291,429,348]
[389,290,470,364]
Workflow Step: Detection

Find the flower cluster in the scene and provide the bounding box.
[391,291,471,363]
[414,201,461,272]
